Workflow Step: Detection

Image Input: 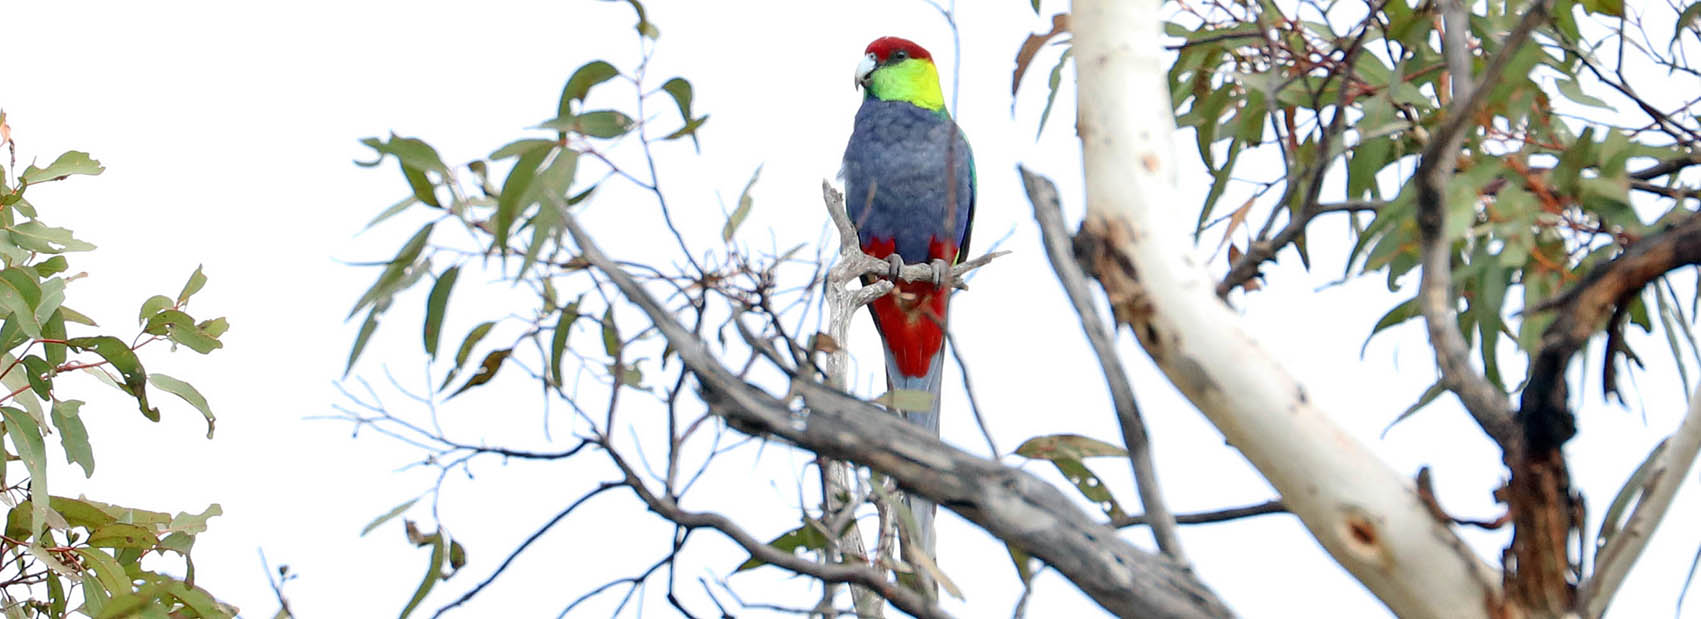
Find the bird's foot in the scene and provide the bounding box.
[928,259,951,286]
[886,254,906,280]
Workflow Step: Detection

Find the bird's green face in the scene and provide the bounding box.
[855,37,946,114]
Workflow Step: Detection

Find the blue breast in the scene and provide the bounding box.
[841,99,975,263]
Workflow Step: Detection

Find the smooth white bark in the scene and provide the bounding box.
[1070,1,1501,617]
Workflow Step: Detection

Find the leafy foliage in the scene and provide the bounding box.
[1127,0,1701,425]
[0,118,232,617]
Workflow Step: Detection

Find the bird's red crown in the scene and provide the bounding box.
[865,36,933,63]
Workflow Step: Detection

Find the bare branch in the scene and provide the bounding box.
[1022,166,1189,567]
[606,450,949,619]
[1583,380,1701,618]
[561,200,1232,619]
[1412,0,1553,447]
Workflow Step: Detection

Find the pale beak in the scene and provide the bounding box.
[854,53,876,90]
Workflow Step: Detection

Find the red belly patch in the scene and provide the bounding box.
[860,237,959,378]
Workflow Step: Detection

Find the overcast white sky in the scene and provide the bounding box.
[5,0,1701,617]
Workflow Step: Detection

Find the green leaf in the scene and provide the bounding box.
[1555,78,1611,109]
[1,407,49,540]
[1363,297,1420,355]
[5,221,97,254]
[440,321,495,391]
[347,306,381,378]
[138,295,174,325]
[362,498,419,537]
[401,164,439,208]
[549,303,579,387]
[67,336,156,421]
[660,77,704,149]
[1050,457,1126,519]
[735,521,829,572]
[448,348,511,399]
[423,266,459,359]
[873,389,934,413]
[1578,0,1622,16]
[199,316,229,339]
[1676,2,1701,50]
[1381,380,1446,437]
[349,222,434,319]
[490,138,555,161]
[87,523,159,549]
[51,400,93,478]
[42,310,66,366]
[176,265,207,305]
[1014,434,1129,459]
[722,165,762,241]
[399,526,447,619]
[619,0,660,38]
[601,307,620,357]
[149,374,215,439]
[363,195,417,231]
[1036,48,1074,140]
[1007,544,1036,584]
[536,111,635,139]
[145,309,223,354]
[35,256,68,277]
[21,355,50,399]
[74,547,131,597]
[558,61,620,118]
[495,148,549,253]
[0,274,41,338]
[20,151,104,183]
[663,116,709,144]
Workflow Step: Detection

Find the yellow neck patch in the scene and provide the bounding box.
[868,58,946,112]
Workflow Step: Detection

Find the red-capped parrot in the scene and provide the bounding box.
[841,36,975,557]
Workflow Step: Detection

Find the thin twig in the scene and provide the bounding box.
[1110,499,1288,528]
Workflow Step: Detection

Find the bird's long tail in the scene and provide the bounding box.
[885,346,945,559]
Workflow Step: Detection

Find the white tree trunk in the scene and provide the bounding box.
[1070,1,1502,617]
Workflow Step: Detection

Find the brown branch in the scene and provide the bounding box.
[559,201,1234,619]
[1629,179,1701,201]
[1631,153,1701,181]
[1022,167,1189,567]
[1521,212,1701,451]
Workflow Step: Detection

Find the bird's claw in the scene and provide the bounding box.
[886,254,906,280]
[929,259,951,287]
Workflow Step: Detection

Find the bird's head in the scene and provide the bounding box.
[854,36,946,112]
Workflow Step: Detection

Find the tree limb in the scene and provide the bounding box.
[560,202,1232,619]
[1070,0,1502,616]
[1583,378,1701,618]
[1412,0,1551,449]
[1022,166,1188,567]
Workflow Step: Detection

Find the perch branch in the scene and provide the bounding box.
[560,199,1231,619]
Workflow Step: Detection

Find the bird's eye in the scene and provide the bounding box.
[894,50,907,59]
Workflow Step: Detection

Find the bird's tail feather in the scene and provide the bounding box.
[885,347,945,559]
